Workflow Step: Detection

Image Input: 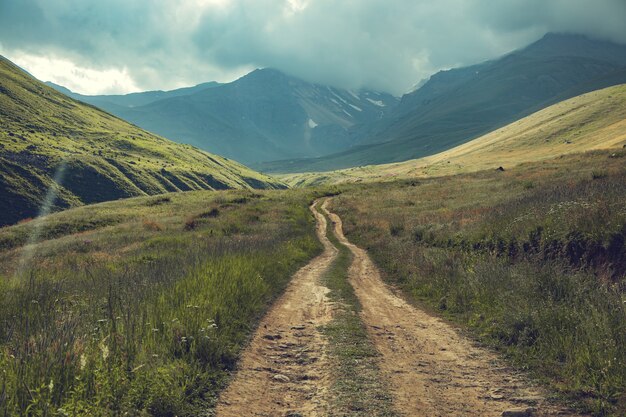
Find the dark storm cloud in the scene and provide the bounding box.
[1,0,625,95]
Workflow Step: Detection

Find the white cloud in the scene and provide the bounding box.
[0,0,624,95]
[1,49,140,95]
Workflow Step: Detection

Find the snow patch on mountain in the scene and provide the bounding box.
[347,90,360,100]
[332,91,348,105]
[366,98,386,107]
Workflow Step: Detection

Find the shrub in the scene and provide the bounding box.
[146,196,172,206]
[183,218,197,231]
[143,219,164,231]
[197,208,220,218]
[591,170,608,180]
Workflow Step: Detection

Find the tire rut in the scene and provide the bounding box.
[322,200,586,417]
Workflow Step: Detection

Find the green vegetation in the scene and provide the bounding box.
[318,202,397,416]
[0,189,322,416]
[0,56,284,227]
[332,150,626,416]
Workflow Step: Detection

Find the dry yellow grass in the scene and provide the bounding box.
[285,84,626,187]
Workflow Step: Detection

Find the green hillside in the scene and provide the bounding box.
[0,56,284,226]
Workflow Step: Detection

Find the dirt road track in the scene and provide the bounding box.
[217,199,585,417]
[215,201,336,417]
[322,201,584,417]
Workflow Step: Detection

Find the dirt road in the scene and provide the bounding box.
[217,199,584,417]
[216,201,337,417]
[322,201,583,417]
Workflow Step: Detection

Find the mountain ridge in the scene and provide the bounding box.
[260,33,626,173]
[283,83,626,187]
[48,67,399,164]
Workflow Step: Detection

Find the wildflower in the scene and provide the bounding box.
[80,354,87,370]
[101,344,109,360]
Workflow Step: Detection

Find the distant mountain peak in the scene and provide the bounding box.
[519,32,626,64]
[239,67,291,82]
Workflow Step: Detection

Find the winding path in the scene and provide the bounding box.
[216,199,584,417]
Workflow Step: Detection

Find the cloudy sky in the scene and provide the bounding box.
[1,0,625,95]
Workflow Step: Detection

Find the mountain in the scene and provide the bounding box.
[285,83,626,187]
[261,33,626,173]
[51,69,399,165]
[46,81,221,113]
[0,56,284,227]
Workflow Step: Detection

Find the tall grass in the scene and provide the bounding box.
[0,190,322,416]
[333,152,626,416]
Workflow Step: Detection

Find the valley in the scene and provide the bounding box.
[1,147,624,415]
[284,83,626,187]
[49,69,399,165]
[1,15,625,417]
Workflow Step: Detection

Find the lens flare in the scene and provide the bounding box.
[16,159,69,276]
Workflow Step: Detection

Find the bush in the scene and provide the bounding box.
[143,219,164,231]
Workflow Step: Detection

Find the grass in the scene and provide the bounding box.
[318,202,397,416]
[0,56,284,227]
[0,188,324,416]
[282,83,626,187]
[331,150,626,416]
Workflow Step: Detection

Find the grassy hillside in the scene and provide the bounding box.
[331,150,626,415]
[285,84,626,187]
[0,56,284,227]
[0,188,327,415]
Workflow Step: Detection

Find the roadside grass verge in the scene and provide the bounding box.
[318,201,397,417]
[0,189,322,416]
[333,151,626,416]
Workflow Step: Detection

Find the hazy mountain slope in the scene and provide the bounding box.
[262,33,626,173]
[284,83,626,187]
[86,68,398,164]
[46,81,220,110]
[0,56,284,226]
